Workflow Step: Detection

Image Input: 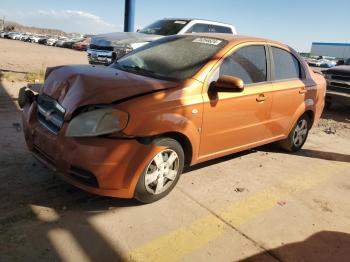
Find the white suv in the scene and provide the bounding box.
[87,18,236,65]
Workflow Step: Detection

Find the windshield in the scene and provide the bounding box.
[345,58,350,65]
[139,19,189,36]
[112,35,227,81]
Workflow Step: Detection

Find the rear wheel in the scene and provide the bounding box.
[279,114,310,152]
[134,138,184,203]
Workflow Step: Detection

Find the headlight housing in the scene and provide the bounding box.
[66,108,129,137]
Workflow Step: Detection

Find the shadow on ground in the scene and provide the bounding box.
[241,231,350,262]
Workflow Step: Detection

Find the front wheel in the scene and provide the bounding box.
[279,114,310,152]
[134,138,184,203]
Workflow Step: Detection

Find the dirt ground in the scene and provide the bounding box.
[0,38,349,262]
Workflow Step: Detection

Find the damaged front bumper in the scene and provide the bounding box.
[22,100,159,198]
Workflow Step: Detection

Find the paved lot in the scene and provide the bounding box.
[0,38,350,262]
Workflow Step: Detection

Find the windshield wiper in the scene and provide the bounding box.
[120,65,157,76]
[114,63,178,81]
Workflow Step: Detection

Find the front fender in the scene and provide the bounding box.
[119,84,204,165]
[125,112,201,165]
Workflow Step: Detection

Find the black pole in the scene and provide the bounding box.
[124,0,135,32]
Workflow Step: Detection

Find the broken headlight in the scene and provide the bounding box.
[66,108,129,137]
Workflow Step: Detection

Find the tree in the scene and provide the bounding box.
[4,25,15,32]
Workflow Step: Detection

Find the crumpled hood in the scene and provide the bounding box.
[326,65,350,76]
[90,32,163,46]
[42,65,179,119]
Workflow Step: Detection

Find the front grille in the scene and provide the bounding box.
[331,75,350,81]
[69,166,99,188]
[89,44,114,51]
[37,94,65,135]
[328,85,350,94]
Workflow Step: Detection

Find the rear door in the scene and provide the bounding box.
[268,45,307,138]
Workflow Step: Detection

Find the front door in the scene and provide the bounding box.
[199,44,274,160]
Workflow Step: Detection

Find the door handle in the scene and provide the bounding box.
[299,88,307,94]
[256,94,268,102]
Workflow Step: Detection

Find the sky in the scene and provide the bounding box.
[0,0,349,52]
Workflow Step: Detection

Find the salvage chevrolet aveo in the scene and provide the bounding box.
[21,34,326,203]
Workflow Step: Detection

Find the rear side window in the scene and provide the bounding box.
[211,25,232,33]
[219,45,267,84]
[271,47,301,80]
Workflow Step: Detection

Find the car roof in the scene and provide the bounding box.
[163,18,233,26]
[182,33,288,47]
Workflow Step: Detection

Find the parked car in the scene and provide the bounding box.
[73,40,89,51]
[38,37,48,45]
[46,38,58,46]
[7,32,20,39]
[19,33,30,41]
[87,18,236,65]
[3,32,12,39]
[62,39,82,49]
[13,32,23,40]
[20,34,325,203]
[55,37,69,47]
[323,58,350,107]
[23,34,34,42]
[307,56,337,68]
[28,35,45,43]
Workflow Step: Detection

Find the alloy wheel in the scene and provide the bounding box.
[144,149,180,195]
[293,119,308,147]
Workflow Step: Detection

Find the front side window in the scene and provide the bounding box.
[187,23,210,33]
[271,47,301,80]
[139,20,189,36]
[219,45,267,84]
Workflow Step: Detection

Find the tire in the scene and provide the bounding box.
[134,138,184,204]
[279,114,311,152]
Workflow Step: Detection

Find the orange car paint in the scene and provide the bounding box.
[22,34,326,198]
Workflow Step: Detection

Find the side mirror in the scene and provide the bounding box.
[214,75,244,91]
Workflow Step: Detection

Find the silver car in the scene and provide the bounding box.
[87,18,236,65]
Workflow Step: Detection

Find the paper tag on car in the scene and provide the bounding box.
[192,38,222,45]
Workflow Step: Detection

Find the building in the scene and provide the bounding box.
[311,42,350,59]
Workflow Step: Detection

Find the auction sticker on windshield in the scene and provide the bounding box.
[193,38,222,45]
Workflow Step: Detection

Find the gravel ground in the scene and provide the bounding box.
[0,38,87,73]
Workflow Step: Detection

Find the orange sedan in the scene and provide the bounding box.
[20,34,326,203]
